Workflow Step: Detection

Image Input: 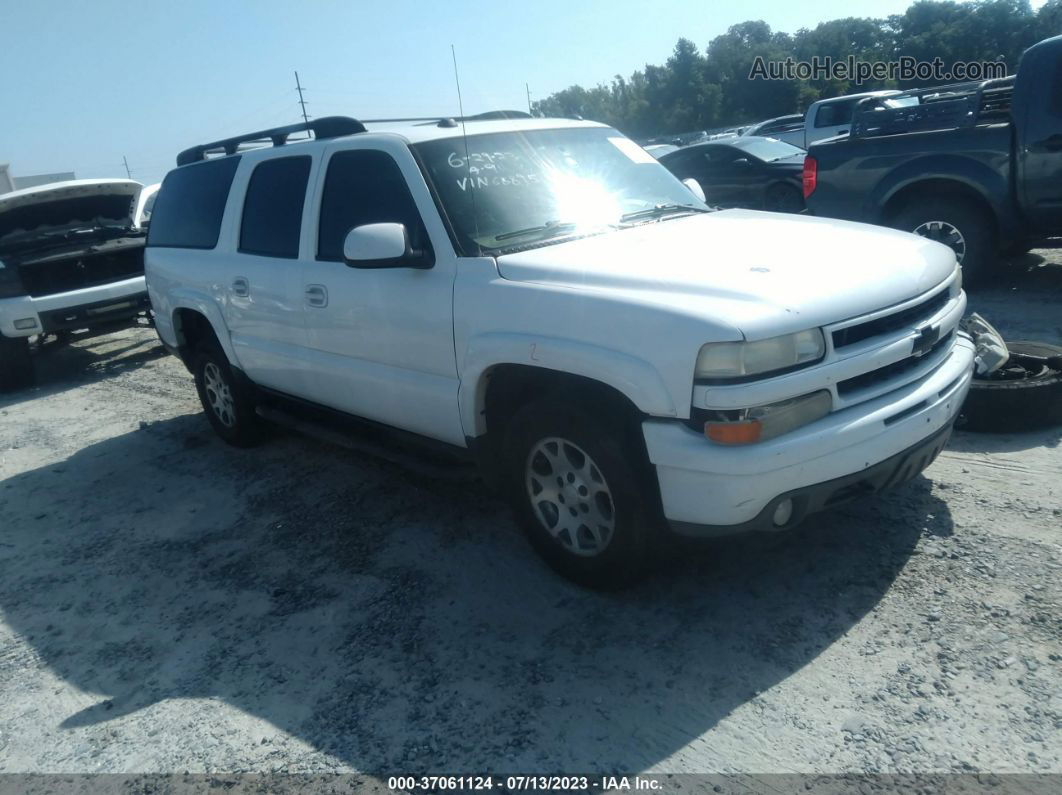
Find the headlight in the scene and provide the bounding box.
[695,329,825,381]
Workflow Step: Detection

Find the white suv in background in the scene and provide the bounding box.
[0,179,150,391]
[146,114,974,587]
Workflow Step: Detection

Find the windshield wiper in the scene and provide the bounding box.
[494,220,579,242]
[620,204,711,223]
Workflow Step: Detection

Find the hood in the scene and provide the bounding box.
[495,210,957,339]
[0,179,143,251]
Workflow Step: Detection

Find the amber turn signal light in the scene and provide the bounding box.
[704,420,763,445]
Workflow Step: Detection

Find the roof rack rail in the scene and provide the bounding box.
[176,116,366,166]
[361,110,532,127]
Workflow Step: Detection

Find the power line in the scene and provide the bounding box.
[295,71,310,125]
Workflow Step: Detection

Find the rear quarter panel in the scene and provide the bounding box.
[806,125,1016,232]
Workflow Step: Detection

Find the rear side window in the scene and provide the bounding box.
[239,156,311,258]
[317,150,430,262]
[148,157,240,249]
[814,101,855,128]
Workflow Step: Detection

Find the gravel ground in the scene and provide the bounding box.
[0,253,1059,778]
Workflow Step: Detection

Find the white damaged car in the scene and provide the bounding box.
[0,179,151,391]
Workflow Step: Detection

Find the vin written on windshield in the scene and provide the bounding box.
[414,126,707,255]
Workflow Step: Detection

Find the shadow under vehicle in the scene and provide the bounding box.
[0,412,948,772]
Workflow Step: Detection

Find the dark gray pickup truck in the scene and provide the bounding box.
[804,35,1062,282]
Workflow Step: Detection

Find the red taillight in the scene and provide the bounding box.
[802,156,817,199]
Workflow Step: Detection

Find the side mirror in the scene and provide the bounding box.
[342,222,428,269]
[681,178,706,203]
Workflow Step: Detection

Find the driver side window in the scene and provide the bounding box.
[317,149,432,262]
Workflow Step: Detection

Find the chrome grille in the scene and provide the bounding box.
[837,332,954,396]
[832,287,950,349]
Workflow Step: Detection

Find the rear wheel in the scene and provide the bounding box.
[0,334,34,393]
[764,183,804,213]
[892,197,997,284]
[501,397,661,588]
[192,343,264,446]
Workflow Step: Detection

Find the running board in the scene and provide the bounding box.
[255,405,478,482]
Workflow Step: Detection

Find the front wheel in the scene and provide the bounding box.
[0,334,34,393]
[891,197,997,285]
[192,343,263,447]
[501,398,662,588]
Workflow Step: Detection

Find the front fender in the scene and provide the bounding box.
[459,332,679,437]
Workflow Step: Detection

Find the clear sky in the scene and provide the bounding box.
[3,0,974,186]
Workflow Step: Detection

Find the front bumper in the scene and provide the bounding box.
[643,335,975,536]
[0,276,148,338]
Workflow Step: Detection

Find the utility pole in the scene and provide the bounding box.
[526,83,533,115]
[122,156,131,179]
[295,71,310,125]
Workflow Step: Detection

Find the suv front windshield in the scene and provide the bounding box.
[413,126,709,255]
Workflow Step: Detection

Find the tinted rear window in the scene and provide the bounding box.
[239,156,311,258]
[148,157,240,249]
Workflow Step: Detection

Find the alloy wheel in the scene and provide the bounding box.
[525,437,615,557]
[203,362,236,428]
[912,220,967,263]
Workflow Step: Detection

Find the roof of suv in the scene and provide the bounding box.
[361,117,607,145]
[177,117,611,167]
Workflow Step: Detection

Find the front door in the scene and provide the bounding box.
[295,142,463,445]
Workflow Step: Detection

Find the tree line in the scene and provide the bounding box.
[531,0,1062,138]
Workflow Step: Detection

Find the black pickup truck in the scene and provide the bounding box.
[804,35,1062,282]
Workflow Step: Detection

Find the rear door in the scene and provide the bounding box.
[294,140,463,445]
[222,154,315,395]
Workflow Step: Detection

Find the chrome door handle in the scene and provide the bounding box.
[305,284,328,308]
[231,277,250,297]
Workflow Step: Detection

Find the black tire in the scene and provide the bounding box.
[959,341,1062,433]
[0,334,34,393]
[891,196,997,285]
[192,342,264,447]
[501,397,662,589]
[764,183,804,213]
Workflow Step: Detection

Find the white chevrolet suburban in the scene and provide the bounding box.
[145,114,974,587]
[0,179,151,391]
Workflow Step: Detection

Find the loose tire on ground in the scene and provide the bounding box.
[192,342,264,447]
[501,397,662,589]
[959,341,1062,433]
[891,196,997,285]
[0,334,34,393]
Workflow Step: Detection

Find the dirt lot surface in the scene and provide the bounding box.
[0,254,1060,779]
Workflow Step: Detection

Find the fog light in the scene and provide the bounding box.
[772,498,794,526]
[13,317,38,330]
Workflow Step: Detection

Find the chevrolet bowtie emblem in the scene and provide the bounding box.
[911,324,940,358]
